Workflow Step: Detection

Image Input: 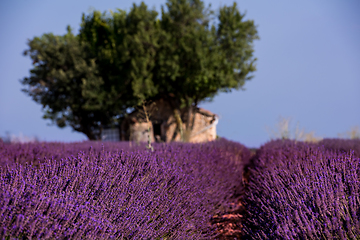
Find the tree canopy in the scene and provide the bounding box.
[21,0,259,140]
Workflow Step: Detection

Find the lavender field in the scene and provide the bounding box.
[243,139,360,239]
[0,138,251,239]
[0,137,359,239]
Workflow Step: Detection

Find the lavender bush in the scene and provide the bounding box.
[0,140,151,169]
[319,138,360,158]
[0,138,250,239]
[243,139,360,239]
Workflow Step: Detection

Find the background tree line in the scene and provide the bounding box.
[21,0,259,140]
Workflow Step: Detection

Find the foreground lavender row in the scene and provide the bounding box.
[243,139,360,239]
[0,139,251,239]
[0,141,153,170]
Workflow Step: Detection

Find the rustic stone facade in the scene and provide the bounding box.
[120,99,218,143]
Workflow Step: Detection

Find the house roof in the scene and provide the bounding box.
[125,99,217,122]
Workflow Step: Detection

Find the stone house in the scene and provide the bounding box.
[120,99,218,143]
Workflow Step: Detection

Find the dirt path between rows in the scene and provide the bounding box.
[210,200,245,239]
[210,148,257,239]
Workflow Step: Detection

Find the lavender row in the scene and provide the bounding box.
[243,139,360,239]
[0,140,150,169]
[0,138,250,239]
[319,138,360,158]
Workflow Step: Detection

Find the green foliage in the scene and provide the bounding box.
[21,27,108,140]
[79,3,160,104]
[21,0,259,140]
[153,0,258,136]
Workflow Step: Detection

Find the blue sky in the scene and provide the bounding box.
[0,0,359,148]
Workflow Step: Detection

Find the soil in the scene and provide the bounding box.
[210,200,245,239]
[209,148,258,239]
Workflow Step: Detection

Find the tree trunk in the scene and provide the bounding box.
[171,108,184,141]
[183,105,195,142]
[83,124,102,141]
[84,129,96,140]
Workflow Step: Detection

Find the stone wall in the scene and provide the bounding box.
[120,99,218,143]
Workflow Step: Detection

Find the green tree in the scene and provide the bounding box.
[21,0,258,141]
[22,3,161,140]
[152,0,258,140]
[21,27,111,140]
[78,3,160,107]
